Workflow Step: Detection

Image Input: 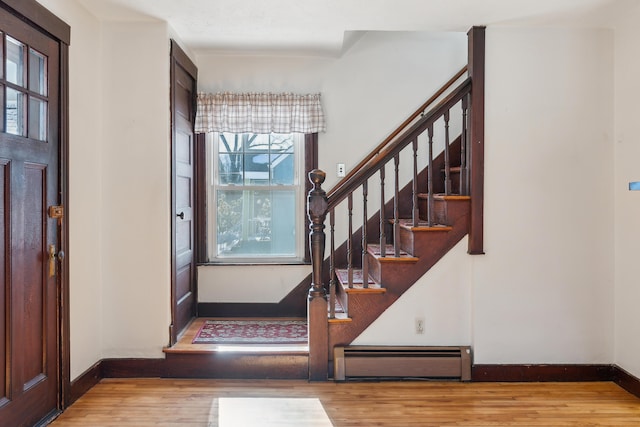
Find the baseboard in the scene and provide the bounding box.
[67,361,103,407]
[612,365,640,398]
[198,302,305,318]
[67,360,640,409]
[472,364,614,382]
[101,358,167,378]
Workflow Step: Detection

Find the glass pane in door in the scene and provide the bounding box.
[6,87,25,136]
[6,36,25,87]
[28,96,46,141]
[29,48,47,96]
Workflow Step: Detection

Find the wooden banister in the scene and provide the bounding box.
[328,78,472,210]
[327,66,467,199]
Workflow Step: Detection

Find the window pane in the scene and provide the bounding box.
[270,133,294,153]
[0,33,4,80]
[28,97,47,141]
[270,152,295,185]
[217,189,296,257]
[6,36,25,87]
[216,190,243,254]
[219,132,241,153]
[0,85,4,133]
[6,88,25,136]
[218,153,243,184]
[245,133,269,151]
[245,151,269,185]
[29,49,47,96]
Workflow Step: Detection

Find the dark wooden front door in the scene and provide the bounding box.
[170,41,198,344]
[0,6,62,426]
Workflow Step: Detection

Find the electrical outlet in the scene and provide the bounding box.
[415,317,425,334]
[337,163,346,178]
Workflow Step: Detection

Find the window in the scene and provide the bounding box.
[1,33,48,141]
[207,132,307,262]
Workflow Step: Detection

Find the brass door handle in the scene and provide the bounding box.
[48,244,56,277]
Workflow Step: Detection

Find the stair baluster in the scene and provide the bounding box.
[393,155,400,258]
[412,139,419,227]
[444,110,451,195]
[427,124,435,226]
[379,166,386,257]
[362,180,369,288]
[329,209,336,319]
[461,94,469,195]
[347,193,354,288]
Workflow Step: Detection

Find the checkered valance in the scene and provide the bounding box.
[195,92,326,134]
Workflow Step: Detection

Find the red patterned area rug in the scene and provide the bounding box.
[192,319,308,344]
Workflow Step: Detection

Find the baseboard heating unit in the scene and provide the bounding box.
[334,346,472,381]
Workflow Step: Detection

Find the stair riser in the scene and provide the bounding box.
[367,253,418,284]
[418,198,470,225]
[418,198,448,224]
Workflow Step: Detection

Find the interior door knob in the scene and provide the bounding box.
[177,211,185,220]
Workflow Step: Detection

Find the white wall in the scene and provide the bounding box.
[196,31,467,303]
[471,27,615,364]
[99,21,172,359]
[614,3,640,379]
[37,0,175,379]
[36,0,104,381]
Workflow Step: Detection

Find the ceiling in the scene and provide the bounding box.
[75,0,626,55]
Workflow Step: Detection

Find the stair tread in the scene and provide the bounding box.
[335,268,376,286]
[398,219,453,232]
[335,269,386,293]
[329,312,352,323]
[417,193,470,201]
[366,244,418,262]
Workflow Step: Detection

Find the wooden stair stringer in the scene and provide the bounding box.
[328,207,470,357]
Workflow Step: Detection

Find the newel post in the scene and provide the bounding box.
[307,169,329,381]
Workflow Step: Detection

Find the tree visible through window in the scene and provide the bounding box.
[209,132,305,261]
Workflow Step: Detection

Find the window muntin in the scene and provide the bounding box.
[1,33,48,140]
[208,132,304,262]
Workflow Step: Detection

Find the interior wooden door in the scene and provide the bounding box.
[0,7,62,426]
[170,41,198,344]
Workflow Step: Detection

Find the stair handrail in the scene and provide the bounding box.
[327,66,467,203]
[327,76,472,211]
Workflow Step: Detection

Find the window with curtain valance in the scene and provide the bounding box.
[196,92,323,263]
[195,92,326,134]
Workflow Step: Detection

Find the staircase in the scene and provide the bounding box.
[307,26,485,380]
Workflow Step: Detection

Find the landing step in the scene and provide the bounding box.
[164,318,308,355]
[161,318,308,379]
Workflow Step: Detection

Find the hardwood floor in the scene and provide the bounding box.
[51,379,640,426]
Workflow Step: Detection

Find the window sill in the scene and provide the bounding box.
[198,259,311,267]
